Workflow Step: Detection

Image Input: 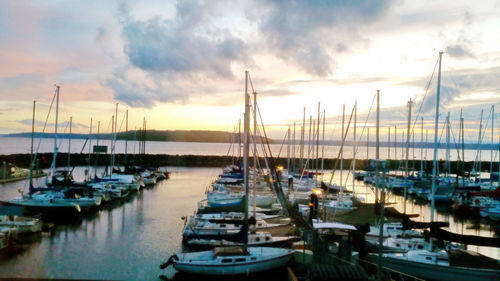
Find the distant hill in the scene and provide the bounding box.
[2,130,275,144]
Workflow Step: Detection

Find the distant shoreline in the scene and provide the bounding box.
[1,133,498,150]
[1,130,275,144]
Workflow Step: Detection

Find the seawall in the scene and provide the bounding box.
[0,153,498,174]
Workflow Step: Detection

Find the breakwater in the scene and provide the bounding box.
[1,153,498,174]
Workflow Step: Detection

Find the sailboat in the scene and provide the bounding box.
[371,52,500,281]
[1,89,91,217]
[160,71,293,275]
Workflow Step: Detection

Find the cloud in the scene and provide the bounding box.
[255,0,396,76]
[258,89,300,97]
[105,1,250,108]
[410,66,500,115]
[16,119,89,129]
[123,19,246,76]
[420,85,460,113]
[444,11,476,59]
[1,73,43,88]
[446,44,474,59]
[104,68,186,108]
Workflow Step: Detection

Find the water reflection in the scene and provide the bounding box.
[0,166,497,280]
[0,166,222,279]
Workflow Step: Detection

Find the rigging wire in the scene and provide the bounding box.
[25,88,57,191]
[411,56,440,132]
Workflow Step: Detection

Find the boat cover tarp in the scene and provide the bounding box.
[374,203,419,219]
[431,227,500,248]
[29,184,58,194]
[185,224,248,244]
[208,216,256,226]
[448,249,500,269]
[50,176,88,188]
[468,187,500,200]
[403,218,500,247]
[219,172,243,179]
[402,217,449,230]
[93,176,119,182]
[197,198,246,214]
[213,246,249,257]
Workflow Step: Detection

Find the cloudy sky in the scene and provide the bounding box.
[0,0,499,142]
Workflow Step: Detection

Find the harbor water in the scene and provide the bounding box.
[1,136,497,162]
[0,166,219,280]
[0,166,498,280]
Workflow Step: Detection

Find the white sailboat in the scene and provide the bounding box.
[371,249,500,281]
[1,87,95,217]
[161,71,293,276]
[372,52,500,281]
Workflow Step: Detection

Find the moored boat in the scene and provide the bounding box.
[370,249,500,281]
[162,246,294,275]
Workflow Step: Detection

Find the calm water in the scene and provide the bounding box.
[0,167,498,280]
[0,166,221,280]
[1,136,497,163]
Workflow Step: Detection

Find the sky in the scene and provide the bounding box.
[0,0,499,143]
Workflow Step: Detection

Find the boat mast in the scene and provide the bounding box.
[412,129,415,171]
[316,102,320,176]
[125,109,128,165]
[300,107,305,173]
[307,115,316,174]
[307,115,312,179]
[401,130,405,162]
[375,91,380,200]
[446,112,451,177]
[476,110,484,177]
[388,126,391,159]
[293,122,296,172]
[113,103,118,172]
[490,105,494,181]
[287,125,290,171]
[87,118,93,181]
[457,109,465,176]
[243,70,250,251]
[352,101,357,195]
[52,85,60,178]
[394,125,397,163]
[404,99,412,214]
[376,89,385,280]
[253,89,257,221]
[376,93,380,160]
[94,121,100,177]
[29,100,36,186]
[431,51,443,226]
[420,117,424,177]
[340,104,345,190]
[238,118,241,163]
[67,116,72,173]
[110,115,114,176]
[321,109,326,181]
[367,127,369,160]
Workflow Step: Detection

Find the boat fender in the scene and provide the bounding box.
[160,254,177,269]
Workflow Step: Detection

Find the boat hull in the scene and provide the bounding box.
[173,247,293,275]
[0,200,81,219]
[371,255,500,281]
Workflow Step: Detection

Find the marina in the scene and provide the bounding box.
[1,69,498,281]
[1,1,500,280]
